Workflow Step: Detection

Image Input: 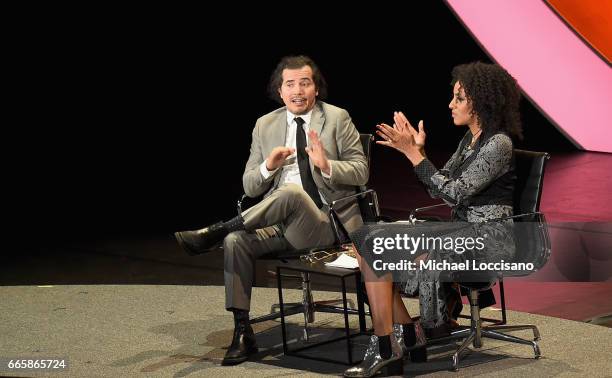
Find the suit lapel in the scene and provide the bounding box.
[310,102,325,137]
[308,102,326,172]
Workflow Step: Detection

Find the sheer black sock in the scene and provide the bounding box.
[232,309,250,325]
[378,335,392,359]
[402,323,416,346]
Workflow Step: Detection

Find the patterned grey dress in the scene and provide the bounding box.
[352,131,516,329]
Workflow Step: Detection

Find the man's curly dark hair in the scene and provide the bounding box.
[268,55,328,103]
[451,62,523,140]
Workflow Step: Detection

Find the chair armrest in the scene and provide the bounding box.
[410,202,447,215]
[329,189,377,210]
[409,202,447,223]
[488,211,544,222]
[236,193,264,216]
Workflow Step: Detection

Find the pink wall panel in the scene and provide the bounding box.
[447,0,612,153]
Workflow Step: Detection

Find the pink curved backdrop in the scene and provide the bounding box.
[447,0,612,153]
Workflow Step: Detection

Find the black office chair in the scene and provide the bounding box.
[422,149,551,371]
[240,134,379,340]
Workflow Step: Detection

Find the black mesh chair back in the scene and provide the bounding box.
[513,149,549,217]
[357,134,378,223]
[508,149,551,275]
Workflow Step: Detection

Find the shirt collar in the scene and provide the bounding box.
[286,109,313,127]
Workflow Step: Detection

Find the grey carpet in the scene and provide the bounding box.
[2,285,611,377]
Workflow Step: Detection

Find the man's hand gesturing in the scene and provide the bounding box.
[306,130,331,175]
[266,147,295,171]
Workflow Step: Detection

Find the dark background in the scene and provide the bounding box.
[18,3,575,248]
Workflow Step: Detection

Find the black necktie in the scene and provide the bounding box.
[295,117,323,208]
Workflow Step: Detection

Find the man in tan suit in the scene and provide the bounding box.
[175,55,368,365]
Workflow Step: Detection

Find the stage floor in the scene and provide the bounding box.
[2,284,612,377]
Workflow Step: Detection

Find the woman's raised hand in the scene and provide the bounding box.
[394,111,426,150]
[376,121,414,155]
[377,111,427,166]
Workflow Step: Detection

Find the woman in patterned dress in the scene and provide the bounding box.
[345,62,523,377]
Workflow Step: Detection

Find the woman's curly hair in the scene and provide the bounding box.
[451,62,523,140]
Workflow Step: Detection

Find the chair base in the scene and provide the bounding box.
[442,324,541,371]
[434,289,541,371]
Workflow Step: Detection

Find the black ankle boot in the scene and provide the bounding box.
[222,310,257,366]
[174,216,244,256]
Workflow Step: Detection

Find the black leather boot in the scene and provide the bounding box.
[175,215,244,255]
[174,222,227,255]
[222,313,258,365]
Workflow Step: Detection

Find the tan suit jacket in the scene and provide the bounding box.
[242,101,368,233]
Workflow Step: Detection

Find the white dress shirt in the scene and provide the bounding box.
[259,109,330,204]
